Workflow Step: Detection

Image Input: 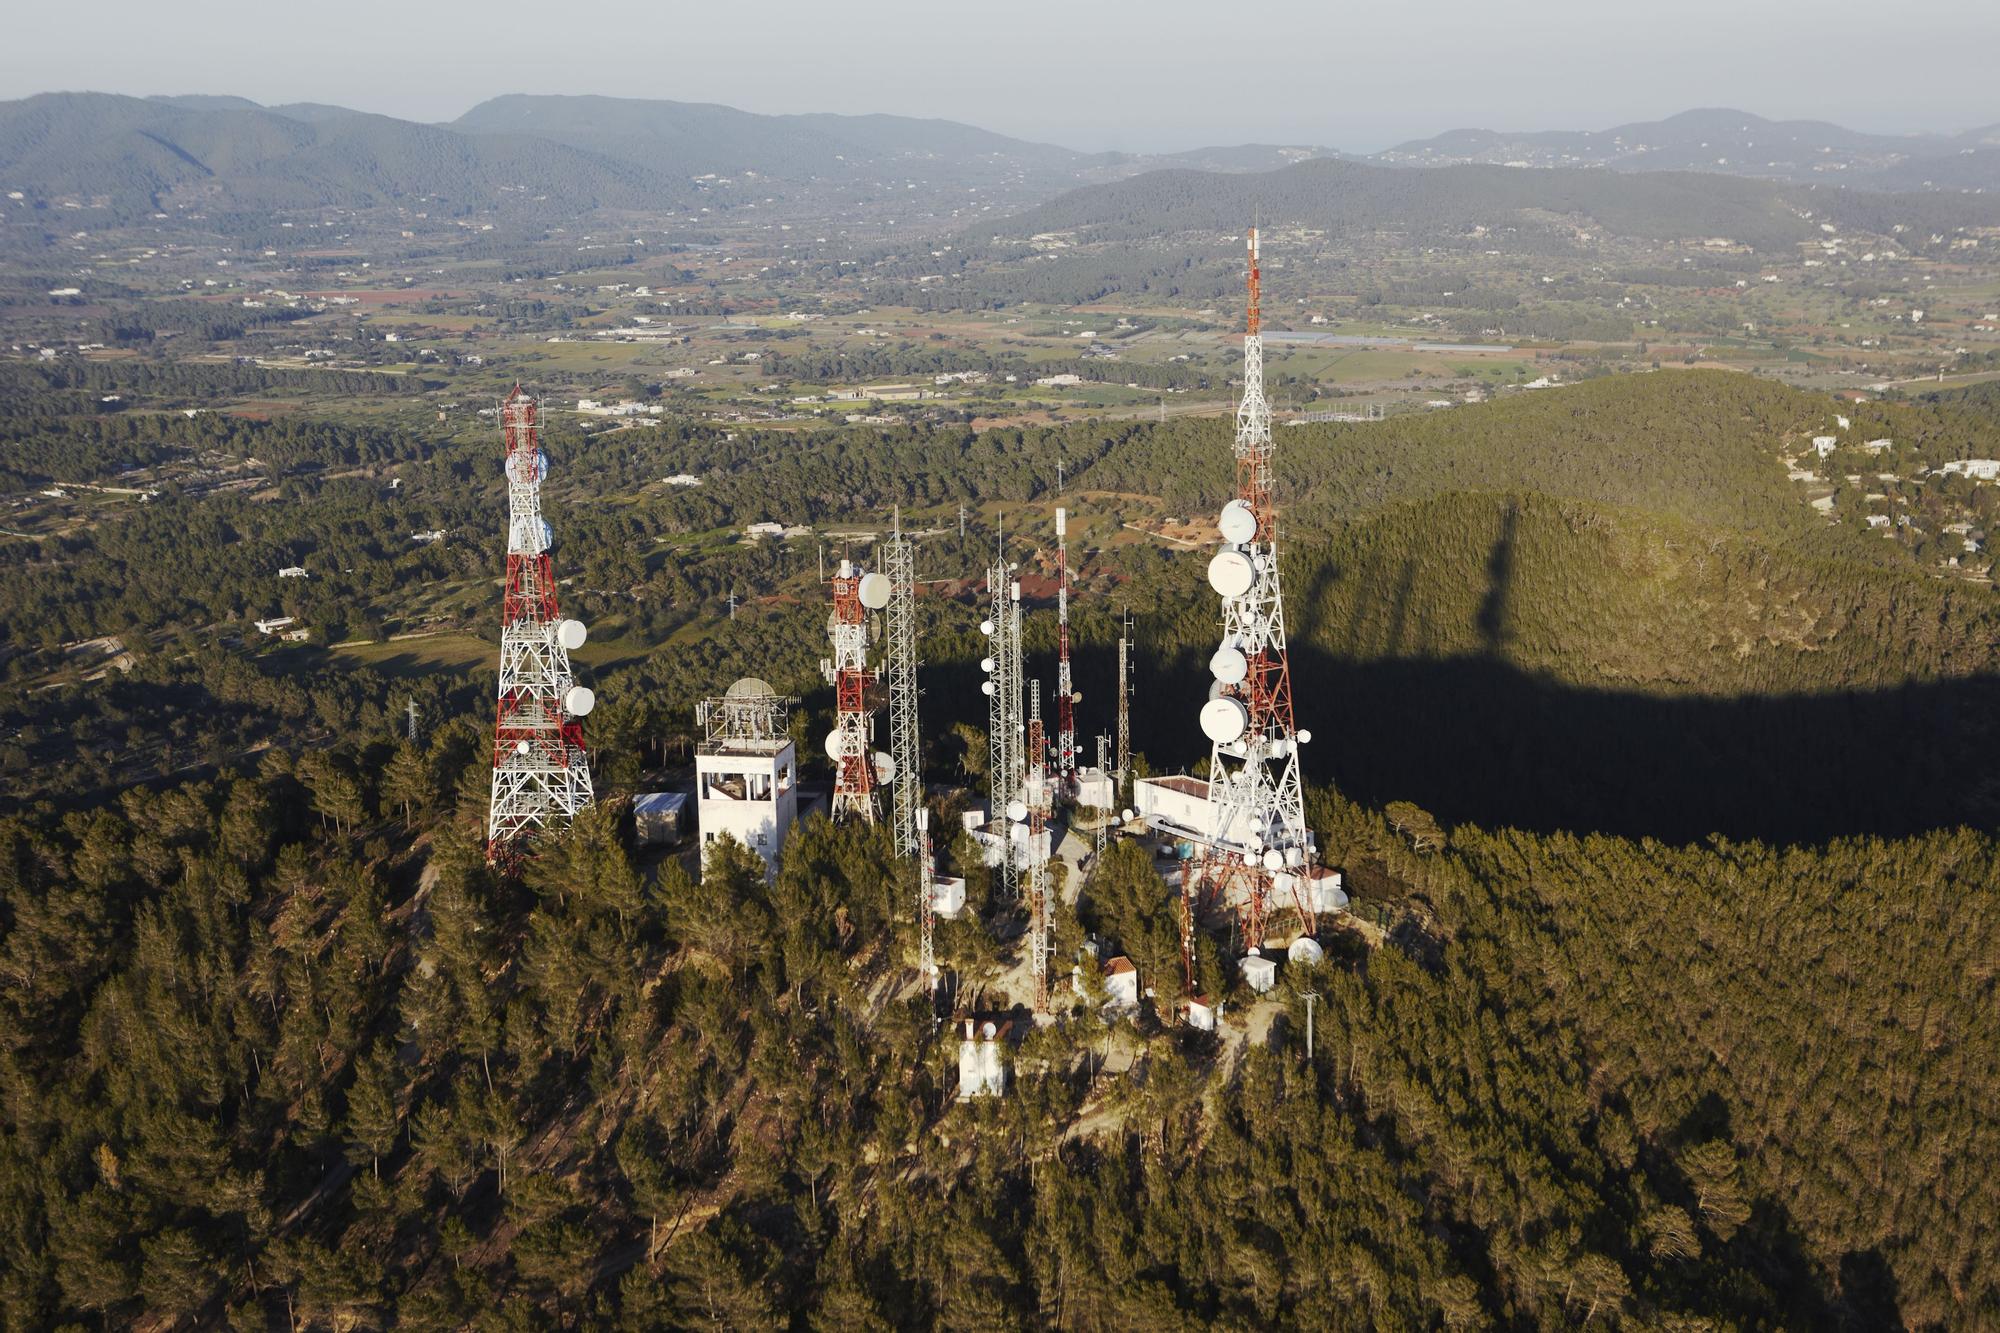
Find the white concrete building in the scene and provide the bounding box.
[957,1019,1008,1099]
[695,679,799,881]
[1241,948,1277,994]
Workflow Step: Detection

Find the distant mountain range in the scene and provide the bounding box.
[982,155,2000,255]
[1380,108,2000,191]
[1,92,1994,228]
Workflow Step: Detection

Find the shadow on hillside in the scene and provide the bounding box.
[1235,647,2000,844]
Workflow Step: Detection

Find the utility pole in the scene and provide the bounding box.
[406,698,420,744]
[728,590,737,621]
[1303,989,1319,1060]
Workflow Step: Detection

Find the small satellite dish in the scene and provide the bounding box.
[514,739,531,756]
[981,681,995,696]
[872,751,896,784]
[980,656,996,673]
[556,619,587,651]
[1121,808,1136,823]
[857,571,892,610]
[824,730,847,760]
[1270,737,1291,758]
[1208,550,1255,598]
[1199,696,1249,744]
[1005,798,1029,823]
[1287,937,1325,966]
[1296,728,1313,745]
[1262,848,1285,871]
[1070,691,1082,704]
[1209,645,1248,685]
[1218,498,1257,544]
[1285,847,1305,867]
[563,685,595,717]
[979,619,994,636]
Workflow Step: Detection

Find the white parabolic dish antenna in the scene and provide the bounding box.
[1208,550,1255,598]
[563,685,595,717]
[824,730,848,761]
[726,677,774,698]
[1200,696,1249,744]
[1209,645,1248,685]
[556,619,587,651]
[1218,499,1257,544]
[1004,798,1029,823]
[1287,937,1325,966]
[858,571,892,610]
[872,751,896,784]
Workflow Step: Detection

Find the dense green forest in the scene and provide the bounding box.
[3,366,2000,1326]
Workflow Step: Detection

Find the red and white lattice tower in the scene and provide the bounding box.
[824,559,885,823]
[1054,507,1078,790]
[1182,227,1318,992]
[487,386,595,856]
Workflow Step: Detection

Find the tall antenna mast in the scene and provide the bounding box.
[487,385,595,856]
[1183,226,1317,1002]
[917,807,938,996]
[981,563,1023,904]
[885,510,922,858]
[1054,507,1078,791]
[1025,679,1051,1013]
[1116,609,1133,793]
[825,558,887,823]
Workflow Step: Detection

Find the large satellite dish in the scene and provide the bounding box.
[824,730,848,761]
[1208,550,1255,599]
[726,677,774,698]
[871,751,896,784]
[1218,499,1257,545]
[563,685,596,717]
[556,619,588,651]
[1004,799,1029,824]
[1199,696,1249,744]
[858,571,892,610]
[1287,937,1325,966]
[1209,645,1248,685]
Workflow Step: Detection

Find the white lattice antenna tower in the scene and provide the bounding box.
[488,386,595,856]
[1025,679,1052,1012]
[981,560,1023,903]
[1183,227,1318,994]
[885,512,922,858]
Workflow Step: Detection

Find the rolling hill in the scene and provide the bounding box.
[982,154,2000,253]
[0,92,685,218]
[1380,106,2000,192]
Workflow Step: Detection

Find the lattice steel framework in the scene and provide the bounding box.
[1182,228,1318,992]
[1025,681,1052,1012]
[824,560,878,823]
[1054,507,1078,789]
[983,564,1023,903]
[917,808,938,995]
[488,386,593,855]
[885,521,921,858]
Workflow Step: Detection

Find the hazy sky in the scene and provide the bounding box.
[4,0,1995,151]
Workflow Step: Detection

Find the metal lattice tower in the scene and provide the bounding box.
[1025,681,1052,1012]
[1116,610,1133,792]
[1183,227,1318,992]
[1054,507,1078,789]
[824,559,879,824]
[982,562,1023,903]
[487,386,594,855]
[885,515,921,858]
[917,807,938,995]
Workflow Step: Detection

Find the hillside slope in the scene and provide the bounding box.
[0,92,685,216]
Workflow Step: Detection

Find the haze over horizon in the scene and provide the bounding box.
[3,0,1995,153]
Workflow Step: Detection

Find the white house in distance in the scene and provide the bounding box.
[694,678,799,881]
[277,565,309,579]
